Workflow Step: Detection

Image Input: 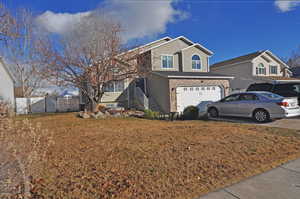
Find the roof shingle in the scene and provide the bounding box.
[211,51,265,68]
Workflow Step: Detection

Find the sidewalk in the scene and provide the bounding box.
[198,158,300,199]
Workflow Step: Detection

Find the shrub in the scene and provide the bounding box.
[0,117,54,198]
[144,109,160,120]
[183,106,199,120]
[0,99,13,119]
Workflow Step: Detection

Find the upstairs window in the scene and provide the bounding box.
[161,55,173,68]
[256,63,266,75]
[270,65,278,75]
[192,55,201,70]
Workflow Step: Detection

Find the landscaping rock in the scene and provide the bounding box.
[82,113,90,119]
[95,111,106,119]
[78,111,91,119]
[104,111,111,116]
[112,112,122,118]
[127,110,145,118]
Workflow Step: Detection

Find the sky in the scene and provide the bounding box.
[3,0,300,64]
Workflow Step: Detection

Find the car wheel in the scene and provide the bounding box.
[208,107,219,118]
[253,109,270,123]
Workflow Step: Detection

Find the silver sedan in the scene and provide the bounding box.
[207,91,300,122]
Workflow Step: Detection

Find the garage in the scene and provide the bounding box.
[176,86,224,112]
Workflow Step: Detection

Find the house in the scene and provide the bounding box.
[0,57,15,106]
[210,50,294,92]
[86,36,234,113]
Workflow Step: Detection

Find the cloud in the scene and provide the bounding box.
[36,0,188,42]
[36,11,91,34]
[275,0,300,12]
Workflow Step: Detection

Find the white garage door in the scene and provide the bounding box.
[176,86,223,113]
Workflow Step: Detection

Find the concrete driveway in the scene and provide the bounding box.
[198,158,300,199]
[210,117,300,130]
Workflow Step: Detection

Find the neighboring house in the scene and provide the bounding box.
[0,57,15,106]
[83,36,234,113]
[211,50,293,92]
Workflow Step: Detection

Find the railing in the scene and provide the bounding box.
[135,87,149,110]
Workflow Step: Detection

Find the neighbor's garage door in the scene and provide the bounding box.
[176,86,223,112]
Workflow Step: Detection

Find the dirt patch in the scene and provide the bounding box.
[18,113,300,199]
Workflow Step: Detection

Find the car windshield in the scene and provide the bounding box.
[247,84,273,91]
[259,92,283,99]
[273,84,300,96]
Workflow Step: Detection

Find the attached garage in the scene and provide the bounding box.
[176,85,224,112]
[148,71,234,113]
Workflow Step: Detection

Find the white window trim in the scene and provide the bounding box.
[191,54,202,70]
[161,54,174,69]
[270,65,278,75]
[256,63,266,76]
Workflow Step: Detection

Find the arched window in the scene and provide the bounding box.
[192,55,201,69]
[256,63,266,75]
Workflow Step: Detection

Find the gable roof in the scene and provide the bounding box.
[142,36,214,56]
[261,50,290,69]
[181,43,213,56]
[211,50,290,69]
[0,57,15,83]
[119,36,172,56]
[211,51,264,68]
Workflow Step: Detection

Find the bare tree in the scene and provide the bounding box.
[287,46,300,68]
[0,3,17,42]
[36,13,147,110]
[5,8,44,97]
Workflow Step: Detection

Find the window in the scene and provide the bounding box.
[239,94,258,101]
[273,84,300,97]
[222,94,240,102]
[247,83,273,92]
[104,80,125,92]
[270,65,278,74]
[192,55,201,70]
[161,55,173,68]
[256,63,266,75]
[260,93,282,99]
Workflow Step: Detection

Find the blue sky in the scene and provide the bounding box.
[3,0,300,64]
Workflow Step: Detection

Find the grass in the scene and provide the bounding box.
[18,113,300,199]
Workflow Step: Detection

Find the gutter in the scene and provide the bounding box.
[167,75,235,79]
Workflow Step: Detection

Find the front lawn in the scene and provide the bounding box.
[20,113,300,199]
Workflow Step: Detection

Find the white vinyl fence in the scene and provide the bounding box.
[16,96,80,114]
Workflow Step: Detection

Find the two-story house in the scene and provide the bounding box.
[94,36,234,113]
[211,50,293,93]
[0,57,15,106]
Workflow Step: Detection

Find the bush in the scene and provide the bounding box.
[0,116,54,197]
[183,106,199,120]
[144,109,160,120]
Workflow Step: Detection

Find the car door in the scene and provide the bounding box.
[236,94,259,117]
[218,94,241,116]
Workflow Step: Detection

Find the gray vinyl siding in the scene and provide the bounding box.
[252,55,283,76]
[0,61,15,106]
[182,47,209,72]
[151,39,190,72]
[211,61,253,92]
[147,73,170,113]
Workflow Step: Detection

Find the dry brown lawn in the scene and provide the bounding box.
[19,113,300,199]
